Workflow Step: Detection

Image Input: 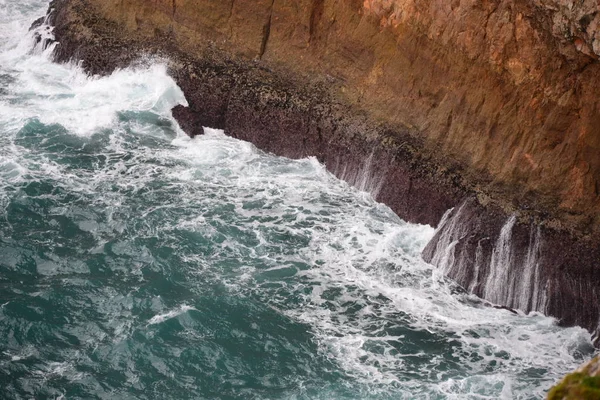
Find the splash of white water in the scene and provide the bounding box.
[0,2,593,398]
[429,204,550,315]
[148,305,197,325]
[484,215,517,305]
[0,6,187,138]
[333,151,385,199]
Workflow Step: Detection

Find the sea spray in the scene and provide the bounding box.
[334,151,386,199]
[426,199,552,316]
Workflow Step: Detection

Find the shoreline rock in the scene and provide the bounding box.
[548,356,600,399]
[423,197,600,344]
[45,0,600,344]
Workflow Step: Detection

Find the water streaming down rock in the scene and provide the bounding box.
[427,203,467,280]
[484,215,519,308]
[520,226,547,313]
[424,199,550,315]
[333,151,385,199]
[422,197,600,347]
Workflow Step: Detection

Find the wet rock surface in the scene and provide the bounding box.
[423,198,600,345]
[45,0,600,341]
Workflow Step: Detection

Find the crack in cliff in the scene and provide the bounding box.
[259,0,275,59]
[309,0,324,44]
[227,0,235,39]
[228,0,235,21]
[172,0,176,19]
[226,0,235,39]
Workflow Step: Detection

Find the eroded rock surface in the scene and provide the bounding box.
[49,0,600,236]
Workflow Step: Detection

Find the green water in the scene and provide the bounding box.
[0,2,594,399]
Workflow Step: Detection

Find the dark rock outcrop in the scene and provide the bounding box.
[44,0,600,343]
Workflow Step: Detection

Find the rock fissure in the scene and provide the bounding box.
[259,0,276,60]
[309,0,324,45]
[228,0,234,22]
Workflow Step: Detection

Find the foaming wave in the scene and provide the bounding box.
[0,1,49,54]
[0,6,187,138]
[148,305,197,326]
[5,61,187,136]
[281,221,592,398]
[157,132,591,395]
[0,4,593,398]
[209,172,591,397]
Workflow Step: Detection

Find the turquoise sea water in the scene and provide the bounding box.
[0,1,594,399]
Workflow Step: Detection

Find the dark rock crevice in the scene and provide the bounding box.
[259,0,275,60]
[309,0,325,44]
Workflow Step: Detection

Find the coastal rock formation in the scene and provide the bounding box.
[548,355,600,399]
[422,198,600,341]
[45,0,600,342]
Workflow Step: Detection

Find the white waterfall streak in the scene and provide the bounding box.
[483,215,517,306]
[521,226,547,313]
[429,202,467,277]
[483,218,548,313]
[429,209,548,315]
[468,238,487,294]
[334,152,385,199]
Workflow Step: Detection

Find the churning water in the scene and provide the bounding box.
[0,1,595,399]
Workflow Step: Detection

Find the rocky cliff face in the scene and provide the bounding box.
[46,0,600,342]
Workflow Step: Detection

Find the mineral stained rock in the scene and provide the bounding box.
[46,0,600,341]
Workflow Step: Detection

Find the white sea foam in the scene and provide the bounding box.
[280,219,591,397]
[143,132,592,396]
[148,305,197,325]
[2,59,187,136]
[0,6,187,137]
